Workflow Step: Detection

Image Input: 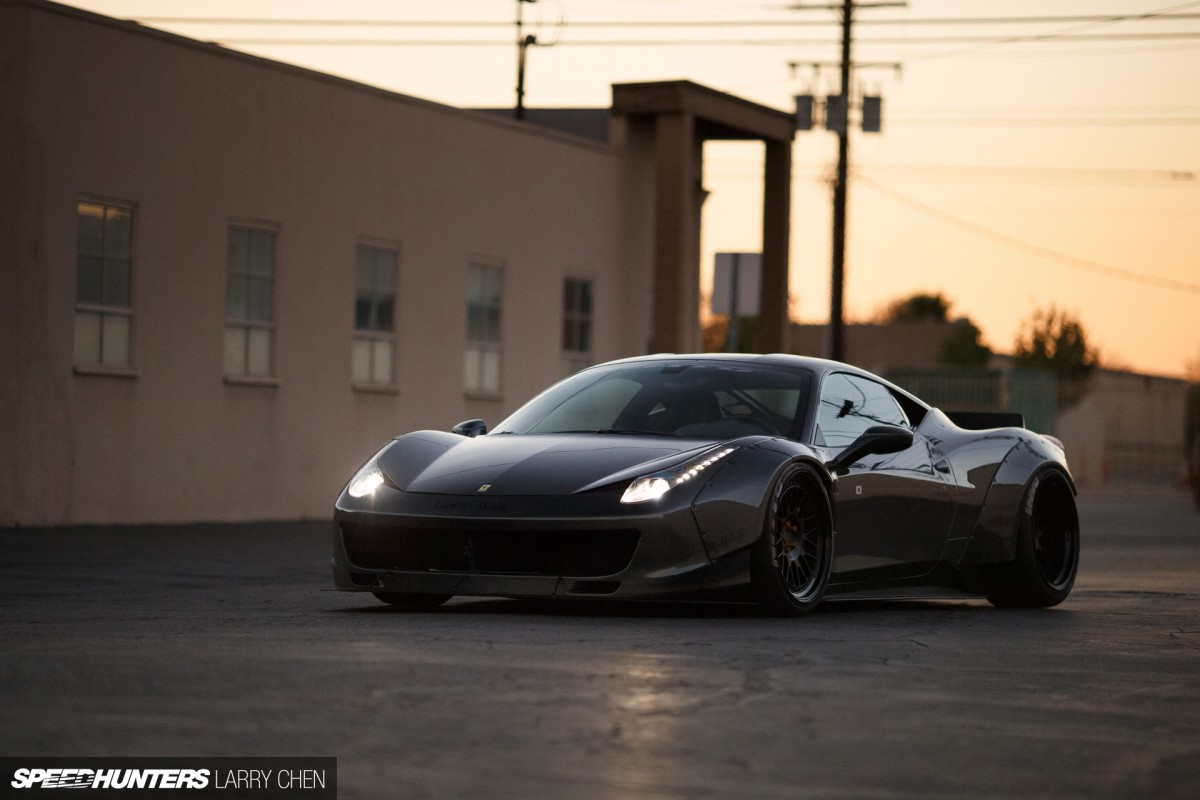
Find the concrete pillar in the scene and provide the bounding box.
[650,112,701,354]
[756,138,792,354]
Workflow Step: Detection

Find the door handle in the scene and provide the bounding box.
[934,459,951,474]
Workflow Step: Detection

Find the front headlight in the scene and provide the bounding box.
[620,446,736,504]
[348,468,385,498]
[345,448,391,498]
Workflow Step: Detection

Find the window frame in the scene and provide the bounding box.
[464,258,505,398]
[562,275,594,373]
[73,198,137,375]
[223,221,278,383]
[352,241,399,390]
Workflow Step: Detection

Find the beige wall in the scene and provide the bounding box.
[0,1,655,525]
[1057,369,1189,486]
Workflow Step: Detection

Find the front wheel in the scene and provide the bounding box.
[987,469,1079,608]
[750,463,834,616]
[371,591,452,610]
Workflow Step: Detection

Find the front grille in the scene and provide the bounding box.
[341,522,641,578]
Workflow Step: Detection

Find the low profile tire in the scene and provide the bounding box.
[750,463,834,616]
[371,591,452,610]
[987,469,1079,609]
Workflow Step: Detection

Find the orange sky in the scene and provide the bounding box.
[68,0,1200,378]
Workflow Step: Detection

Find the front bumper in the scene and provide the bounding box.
[330,485,752,601]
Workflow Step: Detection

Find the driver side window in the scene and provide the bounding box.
[816,373,909,448]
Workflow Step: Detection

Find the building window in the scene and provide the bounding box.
[353,244,397,386]
[562,277,593,370]
[224,225,276,379]
[464,261,503,396]
[74,200,133,368]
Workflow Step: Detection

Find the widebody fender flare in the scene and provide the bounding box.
[959,435,1075,568]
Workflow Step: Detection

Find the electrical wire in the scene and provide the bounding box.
[858,177,1200,297]
[207,32,1200,47]
[129,13,1200,28]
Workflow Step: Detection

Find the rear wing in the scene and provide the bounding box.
[946,411,1025,430]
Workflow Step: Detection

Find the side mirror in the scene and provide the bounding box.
[826,424,913,474]
[452,419,488,438]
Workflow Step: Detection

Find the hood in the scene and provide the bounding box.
[376,431,715,496]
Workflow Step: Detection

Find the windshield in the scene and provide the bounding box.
[494,362,811,439]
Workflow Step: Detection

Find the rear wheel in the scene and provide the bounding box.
[371,591,452,610]
[750,463,834,616]
[987,469,1079,608]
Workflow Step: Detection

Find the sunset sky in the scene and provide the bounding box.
[65,0,1200,378]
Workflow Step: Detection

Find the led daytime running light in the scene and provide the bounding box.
[621,447,736,504]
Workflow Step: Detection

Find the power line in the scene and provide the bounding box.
[131,13,1200,28]
[208,32,1200,47]
[888,116,1200,127]
[902,0,1200,60]
[859,177,1200,297]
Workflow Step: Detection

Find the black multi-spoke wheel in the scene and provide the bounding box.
[987,469,1079,608]
[371,591,452,611]
[751,463,834,616]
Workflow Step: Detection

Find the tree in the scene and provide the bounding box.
[878,291,951,324]
[939,319,991,367]
[1013,306,1098,408]
[702,315,758,353]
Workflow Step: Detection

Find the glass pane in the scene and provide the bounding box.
[375,291,394,333]
[355,247,373,291]
[74,311,101,364]
[482,350,500,395]
[355,292,372,331]
[562,318,574,352]
[579,319,591,354]
[104,207,132,258]
[104,258,132,308]
[249,276,273,322]
[101,314,130,367]
[563,279,576,314]
[352,337,371,383]
[467,305,485,343]
[227,228,249,275]
[77,203,105,255]
[247,328,272,377]
[223,326,246,376]
[371,339,393,385]
[464,347,480,393]
[226,274,247,321]
[249,230,274,276]
[467,264,484,305]
[485,267,502,308]
[579,280,592,314]
[485,307,501,343]
[817,373,906,447]
[76,255,104,305]
[375,252,396,293]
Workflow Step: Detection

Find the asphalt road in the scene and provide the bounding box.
[2,494,1197,799]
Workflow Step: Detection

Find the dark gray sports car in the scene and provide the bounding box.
[331,354,1079,615]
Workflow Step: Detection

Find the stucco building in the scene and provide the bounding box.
[0,0,795,525]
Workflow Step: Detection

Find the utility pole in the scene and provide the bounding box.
[515,0,537,120]
[829,0,852,362]
[791,3,903,362]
